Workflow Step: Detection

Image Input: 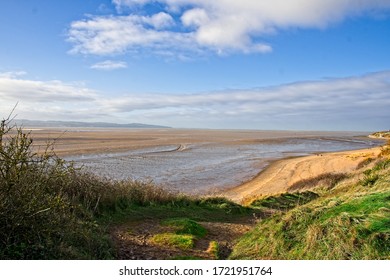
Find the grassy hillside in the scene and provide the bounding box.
[230,156,390,259]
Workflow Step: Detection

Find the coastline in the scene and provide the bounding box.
[223,146,382,203]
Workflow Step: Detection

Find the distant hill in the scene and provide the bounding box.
[13,119,171,129]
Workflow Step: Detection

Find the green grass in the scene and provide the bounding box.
[250,191,319,211]
[150,219,207,250]
[162,218,207,238]
[150,233,195,250]
[230,162,390,260]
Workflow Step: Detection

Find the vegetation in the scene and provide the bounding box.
[207,241,220,259]
[161,218,207,238]
[150,233,195,250]
[149,218,207,250]
[287,173,348,192]
[380,140,390,157]
[250,191,319,211]
[230,158,390,260]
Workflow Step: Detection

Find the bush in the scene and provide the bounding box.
[0,118,113,259]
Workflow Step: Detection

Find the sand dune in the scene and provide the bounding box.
[224,147,382,203]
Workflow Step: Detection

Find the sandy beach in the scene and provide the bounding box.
[223,146,382,203]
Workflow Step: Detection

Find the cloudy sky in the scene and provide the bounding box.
[1,0,390,131]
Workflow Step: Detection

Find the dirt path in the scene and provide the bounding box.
[224,147,381,203]
[110,216,259,260]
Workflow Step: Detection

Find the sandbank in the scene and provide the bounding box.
[223,146,382,203]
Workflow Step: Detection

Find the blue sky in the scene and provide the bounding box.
[1,0,390,131]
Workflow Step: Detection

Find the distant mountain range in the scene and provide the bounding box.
[13,119,171,129]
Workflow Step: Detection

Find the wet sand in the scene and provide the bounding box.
[27,128,384,197]
[28,128,373,157]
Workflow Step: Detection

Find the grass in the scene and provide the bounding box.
[250,191,319,211]
[150,218,207,250]
[150,233,195,250]
[207,241,220,259]
[230,156,390,260]
[379,140,390,157]
[287,173,348,192]
[162,218,207,238]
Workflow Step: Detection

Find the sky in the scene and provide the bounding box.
[1,0,390,131]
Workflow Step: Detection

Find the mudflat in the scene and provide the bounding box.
[26,128,383,199]
[28,128,371,156]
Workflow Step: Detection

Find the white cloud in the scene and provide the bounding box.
[68,14,194,56]
[0,71,28,79]
[147,12,175,29]
[0,73,96,102]
[90,60,128,70]
[1,70,389,130]
[68,0,390,57]
[181,8,209,28]
[99,71,390,113]
[0,72,100,121]
[97,71,390,129]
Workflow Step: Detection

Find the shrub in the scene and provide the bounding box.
[0,117,112,259]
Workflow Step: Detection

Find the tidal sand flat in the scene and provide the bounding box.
[29,129,384,195]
